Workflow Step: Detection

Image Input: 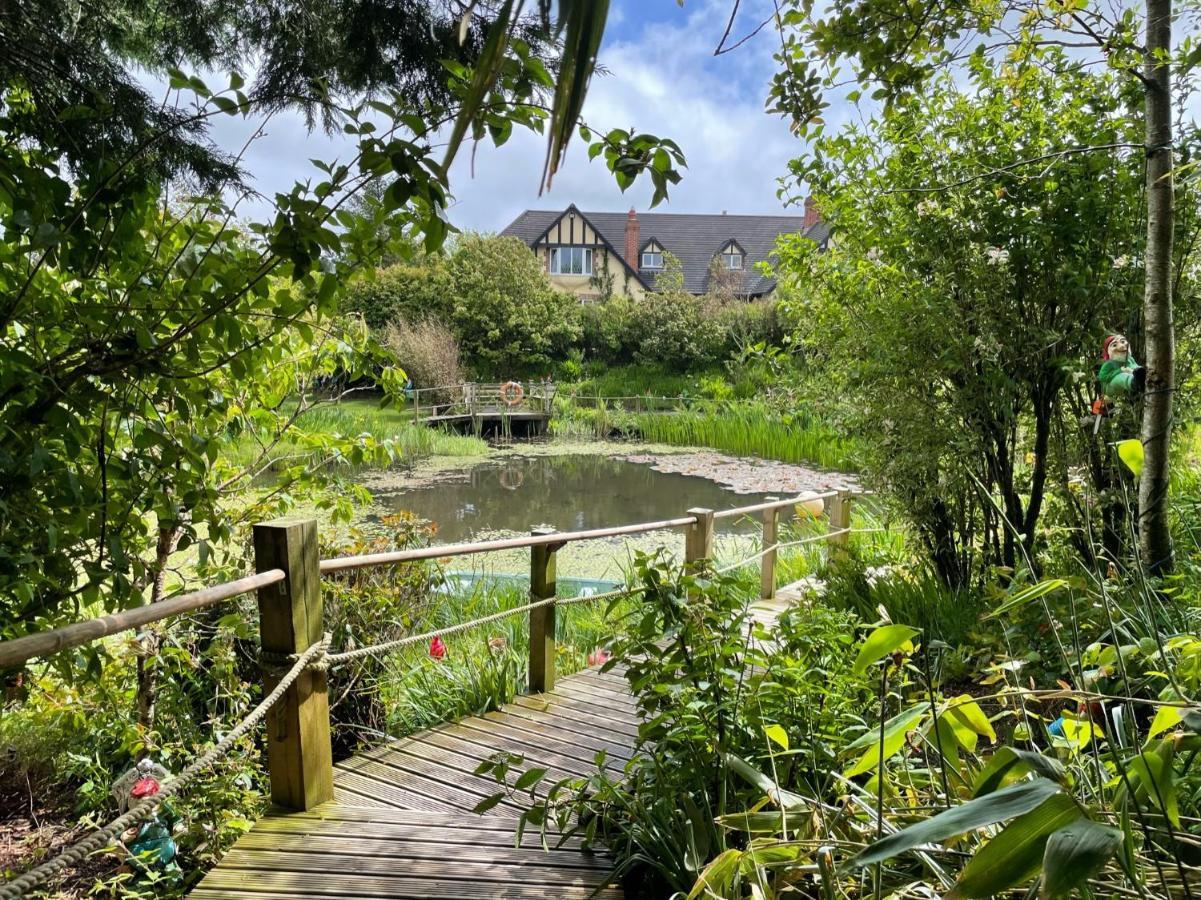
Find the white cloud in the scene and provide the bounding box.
[446,0,807,230]
[163,0,814,232]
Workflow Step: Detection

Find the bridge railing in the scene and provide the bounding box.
[0,489,869,895]
[410,381,557,418]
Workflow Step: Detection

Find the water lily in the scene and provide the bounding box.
[429,636,447,659]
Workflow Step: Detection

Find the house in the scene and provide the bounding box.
[499,200,828,303]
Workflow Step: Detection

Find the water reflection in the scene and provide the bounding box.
[373,454,796,544]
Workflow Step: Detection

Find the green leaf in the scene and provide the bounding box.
[973,747,1066,797]
[1125,747,1179,827]
[948,794,1081,898]
[514,767,547,792]
[853,624,919,673]
[471,792,506,814]
[1147,704,1184,739]
[764,724,789,751]
[1041,820,1123,898]
[1115,439,1143,477]
[844,704,927,776]
[855,779,1065,867]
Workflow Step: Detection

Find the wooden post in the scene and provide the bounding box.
[253,519,333,811]
[529,528,558,693]
[826,490,852,562]
[685,508,715,572]
[761,497,780,601]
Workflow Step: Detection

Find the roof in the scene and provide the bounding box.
[500,207,829,295]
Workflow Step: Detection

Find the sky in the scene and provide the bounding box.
[200,0,809,233]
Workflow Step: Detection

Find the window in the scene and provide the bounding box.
[549,246,593,275]
[721,246,743,270]
[641,250,663,270]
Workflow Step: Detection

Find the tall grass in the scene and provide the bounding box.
[375,580,626,737]
[223,397,486,471]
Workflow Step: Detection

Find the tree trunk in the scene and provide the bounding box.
[135,524,180,747]
[1138,0,1175,574]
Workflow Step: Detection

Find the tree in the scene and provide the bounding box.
[445,234,581,376]
[769,0,1200,573]
[633,253,725,372]
[343,257,456,329]
[774,60,1185,586]
[0,0,687,650]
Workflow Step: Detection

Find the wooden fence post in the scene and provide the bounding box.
[761,497,780,601]
[253,519,333,811]
[685,508,715,572]
[826,490,852,562]
[529,528,558,693]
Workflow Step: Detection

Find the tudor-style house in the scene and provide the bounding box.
[499,199,828,303]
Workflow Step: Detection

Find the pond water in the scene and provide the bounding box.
[372,453,799,544]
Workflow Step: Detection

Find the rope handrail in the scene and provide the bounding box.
[0,637,326,899]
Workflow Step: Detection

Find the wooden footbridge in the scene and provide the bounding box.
[412,381,557,437]
[0,491,860,899]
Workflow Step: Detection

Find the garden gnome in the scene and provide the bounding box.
[1090,334,1145,432]
[1097,334,1145,401]
[111,758,181,873]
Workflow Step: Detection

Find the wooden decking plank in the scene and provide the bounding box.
[425,722,603,777]
[453,716,625,766]
[480,708,635,757]
[512,694,641,734]
[553,679,639,709]
[384,734,583,790]
[235,830,609,868]
[496,700,640,744]
[340,749,527,812]
[333,769,446,813]
[335,756,516,815]
[407,727,594,782]
[197,870,620,900]
[219,849,611,885]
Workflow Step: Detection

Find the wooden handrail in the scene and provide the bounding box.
[0,569,286,670]
[0,489,865,668]
[319,515,700,573]
[712,490,838,520]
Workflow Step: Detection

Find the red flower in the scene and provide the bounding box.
[429,636,447,660]
[131,777,161,799]
[587,648,611,667]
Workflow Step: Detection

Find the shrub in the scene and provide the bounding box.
[382,317,464,400]
[631,291,723,372]
[446,234,581,377]
[342,258,454,329]
[579,294,638,365]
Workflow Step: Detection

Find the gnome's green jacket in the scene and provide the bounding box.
[1099,354,1140,398]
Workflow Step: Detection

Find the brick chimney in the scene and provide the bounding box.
[803,195,821,229]
[625,208,639,266]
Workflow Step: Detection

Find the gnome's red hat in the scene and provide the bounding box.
[1102,335,1118,359]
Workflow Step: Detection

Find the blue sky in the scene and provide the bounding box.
[201,0,808,233]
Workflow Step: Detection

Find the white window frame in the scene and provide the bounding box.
[721,247,743,270]
[549,246,593,276]
[641,249,664,270]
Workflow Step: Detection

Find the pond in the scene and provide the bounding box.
[372,453,804,544]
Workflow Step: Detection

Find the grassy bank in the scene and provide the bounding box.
[223,397,487,471]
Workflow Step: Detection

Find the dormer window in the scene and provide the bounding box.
[549,246,593,276]
[720,241,743,270]
[640,240,665,270]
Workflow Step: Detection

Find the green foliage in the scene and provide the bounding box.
[775,59,1187,585]
[343,259,454,329]
[445,234,582,377]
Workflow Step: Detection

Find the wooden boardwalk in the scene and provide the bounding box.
[192,666,637,899]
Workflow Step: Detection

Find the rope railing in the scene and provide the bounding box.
[1,488,873,893]
[0,638,326,900]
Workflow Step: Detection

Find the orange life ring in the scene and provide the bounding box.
[500,381,524,407]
